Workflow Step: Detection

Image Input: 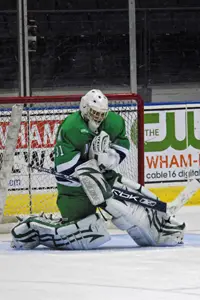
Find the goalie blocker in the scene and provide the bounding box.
[76,160,186,247]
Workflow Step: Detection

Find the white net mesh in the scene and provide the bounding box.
[0,94,144,221]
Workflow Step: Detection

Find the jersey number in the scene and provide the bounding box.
[55,145,64,157]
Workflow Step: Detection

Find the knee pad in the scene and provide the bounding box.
[105,198,146,231]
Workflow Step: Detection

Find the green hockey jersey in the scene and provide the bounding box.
[54,111,130,190]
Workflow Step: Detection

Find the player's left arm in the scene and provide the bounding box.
[89,115,130,171]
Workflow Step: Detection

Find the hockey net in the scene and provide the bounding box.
[0,93,144,232]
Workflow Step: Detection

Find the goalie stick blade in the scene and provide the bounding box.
[167,179,200,215]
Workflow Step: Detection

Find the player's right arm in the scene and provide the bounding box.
[54,122,83,186]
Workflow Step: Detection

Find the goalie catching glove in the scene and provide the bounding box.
[89,131,120,171]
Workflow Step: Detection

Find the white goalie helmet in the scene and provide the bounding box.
[80,89,109,132]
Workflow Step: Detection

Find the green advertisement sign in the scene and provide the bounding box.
[142,105,200,184]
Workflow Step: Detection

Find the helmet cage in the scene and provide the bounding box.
[88,107,108,124]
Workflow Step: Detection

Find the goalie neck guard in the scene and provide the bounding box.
[80,89,109,133]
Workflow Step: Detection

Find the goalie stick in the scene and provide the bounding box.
[27,163,200,215]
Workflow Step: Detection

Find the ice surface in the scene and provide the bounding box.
[1,206,200,300]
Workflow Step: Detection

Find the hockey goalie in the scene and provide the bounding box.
[11,89,186,250]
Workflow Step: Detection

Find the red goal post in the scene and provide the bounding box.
[0,93,144,226]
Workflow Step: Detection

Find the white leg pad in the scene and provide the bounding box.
[56,214,110,250]
[105,198,185,246]
[11,214,110,250]
[105,198,140,231]
[127,226,156,247]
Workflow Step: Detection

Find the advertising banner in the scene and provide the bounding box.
[0,109,64,192]
[144,104,200,184]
